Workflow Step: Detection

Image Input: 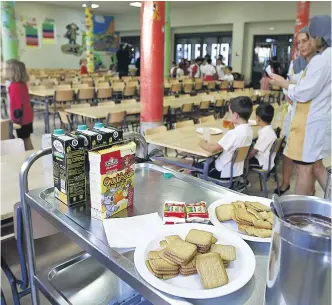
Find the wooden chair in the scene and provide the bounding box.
[123,85,136,99]
[199,115,216,124]
[77,88,95,103]
[194,81,203,92]
[203,144,253,192]
[112,83,125,100]
[174,120,194,129]
[128,81,139,88]
[251,137,285,197]
[95,82,110,88]
[58,110,73,131]
[0,138,25,155]
[55,84,71,90]
[0,120,11,140]
[171,83,182,95]
[219,81,229,91]
[206,81,216,92]
[179,94,190,98]
[196,100,211,119]
[233,81,245,90]
[97,87,112,100]
[41,80,55,89]
[183,83,193,94]
[52,90,74,116]
[214,98,225,118]
[82,80,94,87]
[105,111,127,130]
[59,80,72,86]
[122,76,132,82]
[174,103,195,124]
[71,103,90,108]
[121,99,137,105]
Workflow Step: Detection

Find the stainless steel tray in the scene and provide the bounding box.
[35,251,147,305]
[26,162,270,305]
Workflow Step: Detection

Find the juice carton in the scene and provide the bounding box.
[89,141,136,219]
[52,129,86,206]
[91,122,124,146]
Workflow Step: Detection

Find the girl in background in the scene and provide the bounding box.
[5,59,34,150]
[79,58,88,75]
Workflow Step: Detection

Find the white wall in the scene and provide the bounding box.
[15,2,85,68]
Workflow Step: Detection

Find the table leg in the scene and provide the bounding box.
[53,101,56,129]
[44,98,50,134]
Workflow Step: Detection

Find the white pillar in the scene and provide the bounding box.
[231,21,245,73]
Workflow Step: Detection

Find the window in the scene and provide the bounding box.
[174,32,232,66]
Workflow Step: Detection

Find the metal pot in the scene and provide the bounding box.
[264,195,331,305]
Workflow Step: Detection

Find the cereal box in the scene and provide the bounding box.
[52,129,86,206]
[89,141,136,219]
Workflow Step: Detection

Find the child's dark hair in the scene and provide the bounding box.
[227,66,233,72]
[207,58,212,64]
[229,96,253,121]
[256,103,275,124]
[172,61,176,65]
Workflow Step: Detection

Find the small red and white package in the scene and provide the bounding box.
[163,201,186,224]
[185,201,209,223]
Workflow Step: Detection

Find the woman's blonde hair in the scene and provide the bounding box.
[5,59,29,83]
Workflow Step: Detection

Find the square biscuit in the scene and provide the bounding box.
[146,260,162,278]
[232,201,246,209]
[245,201,270,212]
[196,253,229,289]
[158,250,180,266]
[185,229,212,247]
[148,251,161,260]
[166,239,197,262]
[164,249,196,265]
[210,244,236,261]
[165,235,181,243]
[216,204,234,221]
[159,240,168,248]
[253,219,272,229]
[149,258,179,271]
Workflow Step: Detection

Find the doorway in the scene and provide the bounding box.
[251,34,293,89]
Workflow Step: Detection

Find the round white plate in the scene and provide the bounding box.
[196,127,223,135]
[134,223,256,299]
[248,120,257,126]
[208,195,272,243]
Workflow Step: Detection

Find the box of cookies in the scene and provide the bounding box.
[89,141,136,219]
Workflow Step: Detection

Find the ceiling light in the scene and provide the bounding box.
[269,27,276,31]
[130,2,142,8]
[82,3,99,8]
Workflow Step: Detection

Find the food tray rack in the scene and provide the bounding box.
[20,132,270,305]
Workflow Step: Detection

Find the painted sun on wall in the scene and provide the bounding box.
[93,15,120,52]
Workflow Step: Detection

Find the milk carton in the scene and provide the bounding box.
[52,129,86,206]
[91,122,124,145]
[89,141,136,219]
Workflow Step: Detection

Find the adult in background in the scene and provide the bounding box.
[276,26,317,195]
[270,15,331,195]
[116,43,131,78]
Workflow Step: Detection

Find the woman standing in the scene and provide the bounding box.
[270,15,331,195]
[276,27,317,195]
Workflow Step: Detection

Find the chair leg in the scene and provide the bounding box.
[262,175,268,198]
[258,175,263,191]
[1,257,21,305]
[274,171,281,195]
[1,289,7,305]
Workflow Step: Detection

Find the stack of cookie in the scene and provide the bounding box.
[185,229,213,253]
[216,200,273,238]
[145,229,235,289]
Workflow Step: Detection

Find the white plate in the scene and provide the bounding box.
[134,223,256,299]
[196,127,223,135]
[248,120,257,126]
[208,195,272,243]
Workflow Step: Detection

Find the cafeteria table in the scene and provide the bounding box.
[20,132,270,305]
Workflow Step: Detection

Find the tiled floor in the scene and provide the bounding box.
[1,115,329,304]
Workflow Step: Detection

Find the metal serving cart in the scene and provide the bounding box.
[20,132,270,305]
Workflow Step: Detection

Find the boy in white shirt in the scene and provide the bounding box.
[197,96,253,179]
[200,59,207,79]
[249,103,277,170]
[202,58,216,81]
[221,66,234,82]
[170,62,177,78]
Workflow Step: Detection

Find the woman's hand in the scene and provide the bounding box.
[269,73,289,89]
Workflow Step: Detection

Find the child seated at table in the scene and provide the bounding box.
[5,59,34,150]
[196,96,253,179]
[249,103,277,170]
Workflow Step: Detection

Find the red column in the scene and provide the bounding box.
[291,1,310,59]
[140,1,165,132]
